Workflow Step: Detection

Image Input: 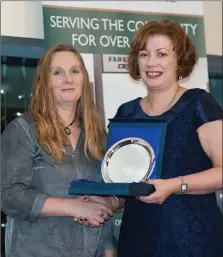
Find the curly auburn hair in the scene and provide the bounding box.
[29,44,106,162]
[128,20,198,81]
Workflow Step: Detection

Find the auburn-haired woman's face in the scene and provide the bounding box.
[49,51,84,106]
[138,34,178,90]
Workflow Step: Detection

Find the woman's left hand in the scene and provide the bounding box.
[138,178,178,204]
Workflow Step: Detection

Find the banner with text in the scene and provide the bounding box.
[43,6,206,57]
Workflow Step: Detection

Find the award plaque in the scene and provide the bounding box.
[101,137,155,183]
[69,118,167,196]
[106,118,167,180]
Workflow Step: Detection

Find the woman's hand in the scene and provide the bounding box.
[72,196,113,227]
[87,196,117,211]
[138,178,179,204]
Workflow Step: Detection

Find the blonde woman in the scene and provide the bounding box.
[1,44,116,257]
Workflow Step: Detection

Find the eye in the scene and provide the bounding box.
[158,52,167,57]
[71,69,80,74]
[53,70,63,76]
[139,52,149,58]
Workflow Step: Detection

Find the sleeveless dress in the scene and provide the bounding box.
[116,89,223,257]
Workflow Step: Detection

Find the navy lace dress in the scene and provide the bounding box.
[116,89,223,257]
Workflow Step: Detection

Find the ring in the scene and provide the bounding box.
[101,211,109,220]
[101,210,108,218]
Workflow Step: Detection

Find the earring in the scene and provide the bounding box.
[176,66,182,80]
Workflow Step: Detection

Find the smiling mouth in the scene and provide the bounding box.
[145,72,163,78]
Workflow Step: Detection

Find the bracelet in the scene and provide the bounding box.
[112,195,120,210]
[178,176,188,194]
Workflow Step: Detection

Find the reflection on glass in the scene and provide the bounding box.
[1,56,38,131]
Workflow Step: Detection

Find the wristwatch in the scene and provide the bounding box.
[179,176,188,194]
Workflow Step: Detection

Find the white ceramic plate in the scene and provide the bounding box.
[101,137,155,183]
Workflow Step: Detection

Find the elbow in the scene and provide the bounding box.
[1,202,30,221]
[1,191,30,221]
[1,190,41,223]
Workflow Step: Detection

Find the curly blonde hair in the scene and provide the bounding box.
[29,44,106,162]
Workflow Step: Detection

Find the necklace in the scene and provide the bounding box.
[64,116,76,135]
[146,86,180,115]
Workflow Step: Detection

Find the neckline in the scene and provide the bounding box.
[65,129,83,152]
[137,88,196,118]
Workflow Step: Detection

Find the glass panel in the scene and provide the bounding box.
[209,77,223,108]
[1,58,37,131]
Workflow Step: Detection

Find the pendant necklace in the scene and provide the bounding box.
[146,86,180,115]
[64,116,76,135]
[165,86,180,110]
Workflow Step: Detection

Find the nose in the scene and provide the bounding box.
[145,54,157,67]
[64,71,72,84]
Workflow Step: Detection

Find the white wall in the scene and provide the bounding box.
[203,1,222,56]
[1,1,222,56]
[1,1,44,39]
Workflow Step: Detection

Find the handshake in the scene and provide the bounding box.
[73,195,120,227]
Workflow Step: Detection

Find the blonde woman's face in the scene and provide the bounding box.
[49,51,84,106]
[138,35,178,90]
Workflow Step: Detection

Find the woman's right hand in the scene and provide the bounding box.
[71,196,113,227]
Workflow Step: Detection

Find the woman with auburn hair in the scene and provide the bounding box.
[87,20,223,256]
[1,44,117,257]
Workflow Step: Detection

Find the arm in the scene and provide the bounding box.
[41,197,112,226]
[139,119,222,204]
[1,120,49,222]
[139,91,223,204]
[169,119,222,195]
[1,119,112,225]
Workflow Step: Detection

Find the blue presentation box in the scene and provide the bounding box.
[69,118,167,196]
